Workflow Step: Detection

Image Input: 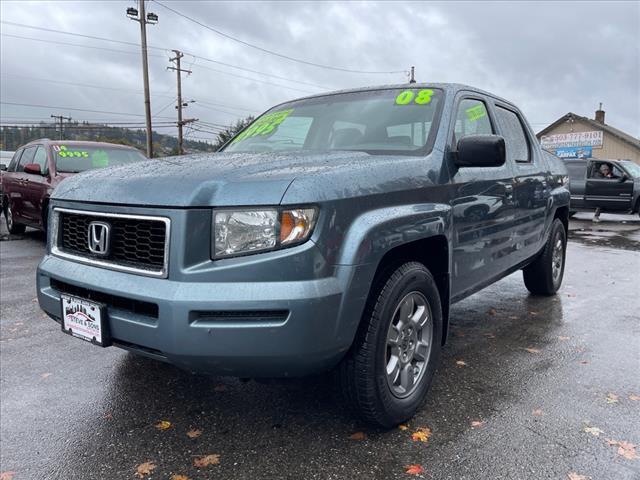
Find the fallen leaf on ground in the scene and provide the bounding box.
[532,409,544,416]
[524,347,540,354]
[455,360,467,367]
[349,431,366,440]
[186,429,202,439]
[103,412,113,420]
[171,475,190,480]
[40,373,52,379]
[580,360,589,365]
[411,427,432,442]
[398,424,409,431]
[0,472,16,480]
[607,440,638,460]
[509,316,519,320]
[471,420,484,428]
[566,293,577,298]
[629,394,640,401]
[193,454,221,468]
[483,333,496,339]
[529,311,538,316]
[405,464,423,475]
[488,308,497,316]
[567,473,588,480]
[155,420,172,430]
[583,426,604,436]
[606,393,619,404]
[134,462,156,478]
[214,384,227,392]
[454,330,465,337]
[558,336,570,341]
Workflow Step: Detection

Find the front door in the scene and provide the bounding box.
[450,96,516,299]
[20,146,50,225]
[585,161,633,211]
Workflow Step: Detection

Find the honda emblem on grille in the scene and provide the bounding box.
[88,221,111,256]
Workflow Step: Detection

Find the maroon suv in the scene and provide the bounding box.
[2,139,146,234]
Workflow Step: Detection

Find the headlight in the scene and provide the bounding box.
[213,207,317,258]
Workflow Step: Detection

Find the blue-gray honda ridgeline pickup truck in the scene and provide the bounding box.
[37,84,570,427]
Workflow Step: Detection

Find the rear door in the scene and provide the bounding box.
[493,103,549,264]
[9,146,37,223]
[564,161,588,209]
[585,161,633,211]
[449,95,516,298]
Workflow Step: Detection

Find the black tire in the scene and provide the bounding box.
[523,218,567,295]
[338,262,443,428]
[4,201,26,235]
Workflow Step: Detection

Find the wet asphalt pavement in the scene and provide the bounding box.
[1,212,639,480]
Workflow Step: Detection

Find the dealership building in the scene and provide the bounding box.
[536,106,640,165]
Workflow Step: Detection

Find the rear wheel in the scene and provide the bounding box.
[4,202,26,235]
[338,262,442,428]
[523,218,566,295]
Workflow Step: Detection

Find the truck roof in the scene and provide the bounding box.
[272,82,518,110]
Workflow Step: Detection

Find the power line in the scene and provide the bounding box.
[0,25,332,90]
[194,63,315,94]
[0,101,175,120]
[151,0,405,75]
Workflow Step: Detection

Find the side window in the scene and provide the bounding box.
[495,106,530,163]
[17,146,37,170]
[8,149,23,172]
[590,162,624,179]
[32,146,48,174]
[453,99,493,145]
[565,162,587,181]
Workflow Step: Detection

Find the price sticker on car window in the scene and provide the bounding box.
[232,109,294,144]
[395,89,434,105]
[53,145,89,158]
[465,104,487,121]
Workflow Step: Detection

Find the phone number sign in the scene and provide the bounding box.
[541,130,603,150]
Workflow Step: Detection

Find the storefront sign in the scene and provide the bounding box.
[555,146,592,159]
[541,130,603,150]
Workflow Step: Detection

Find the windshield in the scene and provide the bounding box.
[223,88,443,155]
[621,161,640,178]
[53,144,146,173]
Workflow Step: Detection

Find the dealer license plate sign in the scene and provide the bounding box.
[61,294,108,346]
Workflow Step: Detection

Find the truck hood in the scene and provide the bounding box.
[52,150,393,207]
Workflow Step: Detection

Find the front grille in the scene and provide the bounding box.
[50,279,159,318]
[56,210,168,274]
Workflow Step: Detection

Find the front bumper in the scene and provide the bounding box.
[37,254,369,377]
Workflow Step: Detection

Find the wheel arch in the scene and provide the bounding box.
[366,235,450,346]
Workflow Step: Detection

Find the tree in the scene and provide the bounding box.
[212,116,254,151]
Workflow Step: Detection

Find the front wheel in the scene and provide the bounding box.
[523,218,567,295]
[338,262,442,428]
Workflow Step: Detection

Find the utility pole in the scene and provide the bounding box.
[167,50,193,155]
[127,1,158,158]
[50,114,72,140]
[409,66,416,84]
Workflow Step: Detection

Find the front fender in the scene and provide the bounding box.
[335,203,451,266]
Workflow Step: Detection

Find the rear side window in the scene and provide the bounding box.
[565,162,587,181]
[495,106,530,163]
[18,146,37,170]
[453,98,493,145]
[7,149,23,172]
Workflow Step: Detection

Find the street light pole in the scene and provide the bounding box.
[127,1,158,158]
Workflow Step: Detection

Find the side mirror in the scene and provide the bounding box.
[23,163,42,175]
[0,163,6,171]
[618,174,628,183]
[455,134,506,168]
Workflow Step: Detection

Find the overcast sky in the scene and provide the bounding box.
[1,0,639,143]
